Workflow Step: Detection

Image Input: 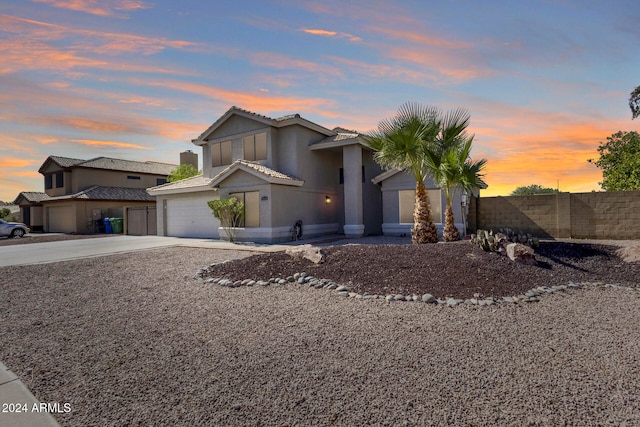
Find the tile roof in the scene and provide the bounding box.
[45,186,155,202]
[48,156,85,168]
[40,155,177,175]
[14,191,51,204]
[77,157,177,175]
[146,174,214,195]
[211,160,304,187]
[195,106,334,142]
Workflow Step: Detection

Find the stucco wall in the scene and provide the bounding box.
[270,185,341,229]
[71,168,165,193]
[362,150,383,235]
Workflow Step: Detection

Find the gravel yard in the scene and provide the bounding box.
[1,245,640,426]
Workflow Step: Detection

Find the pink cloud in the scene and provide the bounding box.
[71,139,152,149]
[301,28,362,42]
[31,0,150,18]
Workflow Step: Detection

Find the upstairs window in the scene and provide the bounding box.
[156,178,167,185]
[45,174,53,190]
[243,132,267,161]
[55,172,64,188]
[127,175,141,180]
[212,140,232,167]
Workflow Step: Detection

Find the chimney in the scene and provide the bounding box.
[180,150,198,168]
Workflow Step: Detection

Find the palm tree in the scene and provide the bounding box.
[365,102,440,244]
[425,109,487,241]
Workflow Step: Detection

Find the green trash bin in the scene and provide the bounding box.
[110,218,124,234]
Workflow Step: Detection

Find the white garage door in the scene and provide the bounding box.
[166,196,220,238]
[48,205,75,233]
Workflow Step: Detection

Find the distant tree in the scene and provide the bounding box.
[208,197,245,242]
[511,185,559,196]
[589,131,640,191]
[630,86,640,120]
[0,208,10,218]
[167,164,200,182]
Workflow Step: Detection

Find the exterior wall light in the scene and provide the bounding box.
[325,196,331,204]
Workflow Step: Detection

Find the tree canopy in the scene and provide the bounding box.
[365,102,441,243]
[589,131,640,191]
[630,86,640,120]
[511,185,559,196]
[167,164,200,182]
[365,102,486,243]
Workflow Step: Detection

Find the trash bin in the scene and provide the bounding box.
[102,217,112,234]
[110,218,123,234]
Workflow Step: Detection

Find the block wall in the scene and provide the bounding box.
[472,190,640,239]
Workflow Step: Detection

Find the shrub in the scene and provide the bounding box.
[208,198,244,242]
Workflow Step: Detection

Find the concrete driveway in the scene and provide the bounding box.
[0,235,287,267]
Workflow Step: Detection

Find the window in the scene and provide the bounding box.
[212,140,232,167]
[229,191,260,227]
[156,178,167,185]
[55,172,64,188]
[399,189,442,224]
[45,174,53,190]
[243,132,267,161]
[127,175,141,180]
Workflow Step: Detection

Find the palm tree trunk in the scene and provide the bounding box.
[412,181,439,244]
[442,203,460,242]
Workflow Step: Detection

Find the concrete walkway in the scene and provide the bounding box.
[0,362,60,426]
[0,235,294,267]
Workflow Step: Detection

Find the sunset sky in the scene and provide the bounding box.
[2,0,639,202]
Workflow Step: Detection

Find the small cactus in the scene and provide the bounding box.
[472,228,539,253]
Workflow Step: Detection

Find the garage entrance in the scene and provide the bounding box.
[166,196,220,238]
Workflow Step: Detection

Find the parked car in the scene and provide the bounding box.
[0,218,30,238]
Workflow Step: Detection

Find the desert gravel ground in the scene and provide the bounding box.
[1,245,640,426]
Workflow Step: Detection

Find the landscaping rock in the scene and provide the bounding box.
[422,293,436,303]
[506,243,537,265]
[285,245,326,264]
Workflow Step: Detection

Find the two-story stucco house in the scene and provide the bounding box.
[147,106,479,243]
[148,107,384,242]
[14,156,177,234]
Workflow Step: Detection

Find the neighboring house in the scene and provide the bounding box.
[14,156,177,234]
[147,106,483,243]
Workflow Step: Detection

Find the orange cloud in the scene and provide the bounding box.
[301,28,362,42]
[32,0,150,18]
[71,139,152,150]
[0,158,34,168]
[248,51,343,79]
[371,27,470,50]
[136,78,338,119]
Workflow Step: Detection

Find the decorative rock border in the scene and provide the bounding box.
[194,266,640,307]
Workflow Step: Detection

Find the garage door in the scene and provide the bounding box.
[166,196,220,238]
[48,205,75,233]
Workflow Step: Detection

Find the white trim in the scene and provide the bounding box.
[382,222,465,237]
[343,224,365,238]
[218,223,340,243]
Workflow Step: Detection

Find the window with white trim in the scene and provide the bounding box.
[229,191,260,227]
[398,189,442,224]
